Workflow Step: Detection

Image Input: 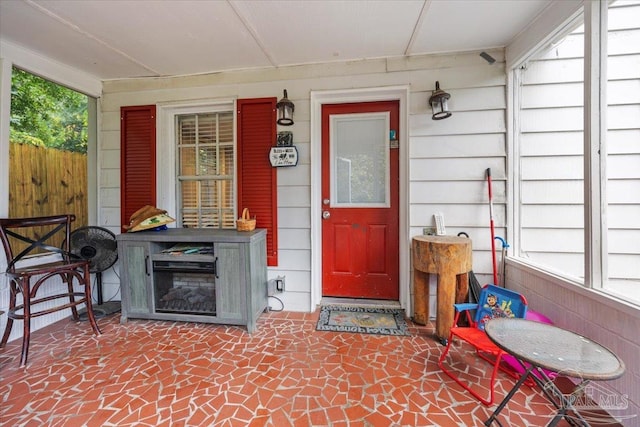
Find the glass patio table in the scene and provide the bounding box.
[483,318,625,427]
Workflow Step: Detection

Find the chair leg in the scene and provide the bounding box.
[0,316,13,348]
[81,266,101,336]
[0,281,17,348]
[0,280,32,367]
[66,273,80,321]
[438,331,455,367]
[19,280,31,367]
[439,332,500,406]
[485,353,505,406]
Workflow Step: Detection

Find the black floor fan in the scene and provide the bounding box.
[69,226,119,318]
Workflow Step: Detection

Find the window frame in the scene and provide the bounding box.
[508,1,639,306]
[157,100,237,225]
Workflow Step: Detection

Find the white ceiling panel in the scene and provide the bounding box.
[231,0,425,65]
[0,0,553,81]
[36,0,272,76]
[413,0,552,54]
[0,0,151,77]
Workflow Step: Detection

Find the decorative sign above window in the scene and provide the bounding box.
[269,146,298,167]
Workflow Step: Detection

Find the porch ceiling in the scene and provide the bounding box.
[0,0,552,81]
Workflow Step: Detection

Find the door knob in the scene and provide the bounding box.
[322,211,331,219]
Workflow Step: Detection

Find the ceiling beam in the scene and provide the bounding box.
[405,0,431,56]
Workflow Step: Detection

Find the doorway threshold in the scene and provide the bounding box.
[320,297,401,309]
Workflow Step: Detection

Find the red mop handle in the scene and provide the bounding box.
[486,168,499,285]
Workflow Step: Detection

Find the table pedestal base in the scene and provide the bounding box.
[485,361,591,427]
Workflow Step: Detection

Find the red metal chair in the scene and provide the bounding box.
[438,284,528,405]
[0,215,101,366]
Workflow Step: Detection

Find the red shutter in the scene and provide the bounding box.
[237,98,278,266]
[120,105,156,233]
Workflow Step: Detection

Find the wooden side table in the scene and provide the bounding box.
[412,235,472,341]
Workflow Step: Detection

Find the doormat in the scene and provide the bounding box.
[316,305,410,336]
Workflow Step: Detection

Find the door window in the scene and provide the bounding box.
[330,112,390,207]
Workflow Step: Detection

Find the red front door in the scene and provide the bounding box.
[321,101,399,300]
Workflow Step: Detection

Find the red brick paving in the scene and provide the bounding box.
[1,310,573,426]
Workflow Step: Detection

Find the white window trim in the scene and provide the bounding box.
[583,0,608,290]
[157,99,236,224]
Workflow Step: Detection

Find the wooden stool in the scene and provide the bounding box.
[412,235,472,342]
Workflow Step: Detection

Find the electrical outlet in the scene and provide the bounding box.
[267,276,286,296]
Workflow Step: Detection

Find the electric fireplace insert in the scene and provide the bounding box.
[153,259,217,316]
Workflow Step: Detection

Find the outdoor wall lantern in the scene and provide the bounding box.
[276,89,295,126]
[429,81,452,120]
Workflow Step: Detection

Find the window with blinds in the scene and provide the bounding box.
[177,111,235,228]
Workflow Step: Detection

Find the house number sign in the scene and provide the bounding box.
[269,146,298,167]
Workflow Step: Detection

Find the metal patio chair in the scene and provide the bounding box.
[0,215,101,366]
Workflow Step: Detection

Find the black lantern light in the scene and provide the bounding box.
[428,81,452,120]
[276,89,295,126]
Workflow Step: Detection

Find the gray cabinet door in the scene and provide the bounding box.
[215,242,245,321]
[120,242,152,316]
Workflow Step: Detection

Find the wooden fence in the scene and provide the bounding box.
[8,143,87,252]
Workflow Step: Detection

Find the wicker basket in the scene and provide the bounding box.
[236,208,256,231]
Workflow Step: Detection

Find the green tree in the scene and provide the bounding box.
[10,67,88,153]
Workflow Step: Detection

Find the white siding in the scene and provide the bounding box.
[98,50,508,312]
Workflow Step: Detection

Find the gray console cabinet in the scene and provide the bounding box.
[117,228,268,333]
